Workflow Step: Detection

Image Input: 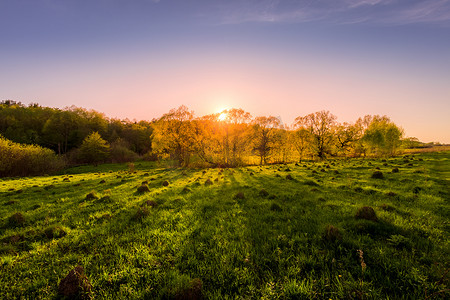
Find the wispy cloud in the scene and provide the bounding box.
[207,0,450,26]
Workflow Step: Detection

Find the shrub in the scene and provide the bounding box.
[162,180,169,187]
[78,132,110,165]
[392,167,399,173]
[110,139,138,163]
[355,206,378,221]
[286,174,294,180]
[205,178,213,186]
[0,135,64,177]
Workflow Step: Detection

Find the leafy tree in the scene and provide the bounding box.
[295,111,337,159]
[151,105,195,166]
[361,115,403,156]
[79,132,110,165]
[43,110,82,154]
[290,127,312,162]
[334,122,360,156]
[252,116,281,165]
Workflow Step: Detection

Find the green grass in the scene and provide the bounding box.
[1,152,449,299]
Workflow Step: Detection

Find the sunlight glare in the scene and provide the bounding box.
[218,111,227,121]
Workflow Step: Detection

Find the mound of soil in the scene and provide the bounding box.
[8,212,25,227]
[371,171,384,179]
[58,266,92,299]
[143,200,158,208]
[259,189,269,197]
[85,191,99,200]
[175,278,203,300]
[234,192,245,200]
[323,225,342,242]
[137,185,150,193]
[355,206,378,222]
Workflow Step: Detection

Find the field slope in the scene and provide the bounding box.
[1,152,449,299]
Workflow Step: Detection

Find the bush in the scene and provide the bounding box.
[0,135,64,177]
[110,139,138,163]
[78,132,110,165]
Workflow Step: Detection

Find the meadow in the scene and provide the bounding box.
[1,152,448,299]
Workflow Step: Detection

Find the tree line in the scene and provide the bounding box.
[151,106,404,167]
[1,100,409,175]
[0,100,153,162]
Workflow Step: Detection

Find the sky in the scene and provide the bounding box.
[1,0,449,143]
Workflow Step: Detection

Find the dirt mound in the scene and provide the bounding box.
[137,184,150,193]
[234,192,245,200]
[371,171,384,179]
[175,278,203,300]
[85,191,99,200]
[355,206,378,222]
[259,189,269,197]
[8,212,25,227]
[323,225,342,242]
[58,266,92,299]
[143,200,158,208]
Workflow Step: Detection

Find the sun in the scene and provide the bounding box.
[218,111,227,121]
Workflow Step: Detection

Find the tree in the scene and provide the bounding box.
[79,132,110,165]
[252,116,281,165]
[290,127,312,162]
[151,105,195,166]
[361,115,403,156]
[334,122,360,156]
[295,111,337,159]
[43,110,82,154]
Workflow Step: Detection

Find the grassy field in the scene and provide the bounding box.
[1,152,449,299]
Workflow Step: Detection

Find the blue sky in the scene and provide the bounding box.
[1,0,450,142]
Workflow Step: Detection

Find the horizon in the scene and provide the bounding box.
[1,0,449,143]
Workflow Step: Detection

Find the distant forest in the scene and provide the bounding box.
[0,100,437,176]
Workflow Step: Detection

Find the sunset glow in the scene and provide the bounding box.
[218,111,228,121]
[1,0,449,143]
